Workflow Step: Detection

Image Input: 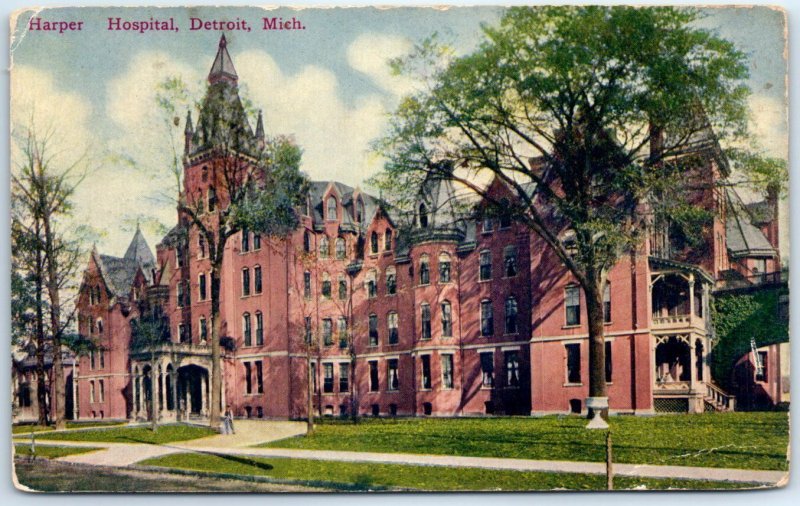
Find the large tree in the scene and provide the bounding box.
[374,6,779,424]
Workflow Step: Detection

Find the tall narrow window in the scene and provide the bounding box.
[565,286,581,325]
[387,359,399,390]
[335,237,346,259]
[303,271,311,298]
[99,380,105,402]
[756,351,768,382]
[243,313,252,347]
[321,273,332,298]
[370,232,379,254]
[323,363,334,393]
[322,318,333,346]
[207,187,216,212]
[303,231,311,253]
[199,317,207,342]
[419,255,430,285]
[442,354,454,389]
[603,282,611,323]
[441,301,452,337]
[179,323,190,343]
[338,317,347,347]
[369,314,379,346]
[481,300,494,337]
[242,268,251,296]
[319,236,329,258]
[177,282,185,308]
[256,361,264,393]
[254,266,263,294]
[327,196,337,220]
[421,355,432,389]
[439,253,451,283]
[566,343,581,383]
[199,235,206,258]
[244,361,252,394]
[419,203,429,228]
[483,216,494,233]
[90,381,95,403]
[504,246,517,277]
[605,341,612,383]
[357,198,365,223]
[386,267,397,295]
[369,361,379,391]
[505,296,518,334]
[304,316,312,344]
[421,303,431,340]
[242,229,250,252]
[255,312,264,346]
[384,229,393,251]
[505,350,520,387]
[480,352,494,387]
[479,250,492,281]
[199,273,207,301]
[253,233,261,250]
[367,270,377,298]
[339,363,350,392]
[387,312,399,345]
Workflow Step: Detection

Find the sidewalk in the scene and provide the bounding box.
[15,421,787,486]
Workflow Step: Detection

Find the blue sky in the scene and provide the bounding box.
[10,5,788,257]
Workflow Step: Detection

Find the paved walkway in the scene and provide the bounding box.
[14,421,787,486]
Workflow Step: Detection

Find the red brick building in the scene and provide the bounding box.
[72,36,781,422]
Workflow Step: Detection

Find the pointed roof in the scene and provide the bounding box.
[124,225,156,268]
[725,189,776,259]
[208,34,238,84]
[255,110,264,139]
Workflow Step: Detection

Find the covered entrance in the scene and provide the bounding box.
[178,364,209,419]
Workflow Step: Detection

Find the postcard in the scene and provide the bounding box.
[9,4,789,492]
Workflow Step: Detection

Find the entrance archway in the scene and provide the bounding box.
[177,364,209,419]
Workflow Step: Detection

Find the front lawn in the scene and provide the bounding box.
[139,452,760,491]
[31,424,216,445]
[14,444,102,459]
[12,421,126,435]
[261,412,789,471]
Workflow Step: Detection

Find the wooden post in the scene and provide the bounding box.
[606,430,613,490]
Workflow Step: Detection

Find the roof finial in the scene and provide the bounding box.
[208,33,238,85]
[219,33,227,49]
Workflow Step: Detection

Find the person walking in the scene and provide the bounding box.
[222,405,235,435]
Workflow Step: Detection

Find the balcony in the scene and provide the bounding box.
[652,313,704,332]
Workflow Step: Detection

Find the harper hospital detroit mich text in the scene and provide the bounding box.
[27,16,306,34]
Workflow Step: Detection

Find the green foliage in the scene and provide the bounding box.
[711,287,789,389]
[726,148,788,198]
[140,452,760,491]
[263,413,788,471]
[33,424,215,444]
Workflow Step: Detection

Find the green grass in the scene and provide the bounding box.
[14,444,102,459]
[30,424,216,445]
[139,452,762,491]
[12,421,126,434]
[261,412,789,471]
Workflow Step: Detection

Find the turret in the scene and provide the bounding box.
[184,110,194,154]
[255,110,265,150]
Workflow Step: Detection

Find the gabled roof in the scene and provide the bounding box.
[725,189,776,259]
[93,230,156,298]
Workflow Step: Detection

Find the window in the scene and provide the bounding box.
[198,235,206,258]
[566,343,581,383]
[479,250,492,281]
[319,236,329,258]
[603,282,611,323]
[327,196,337,220]
[90,381,95,403]
[253,234,261,250]
[199,273,207,301]
[242,229,250,252]
[505,296,518,334]
[199,317,207,342]
[370,232,379,254]
[337,317,347,347]
[419,203,429,228]
[323,363,334,393]
[178,323,190,343]
[483,217,494,233]
[369,314,378,346]
[197,191,205,214]
[480,352,494,387]
[387,312,399,345]
[504,246,517,277]
[339,363,349,392]
[419,255,430,285]
[244,362,252,394]
[369,361,379,391]
[605,341,612,383]
[505,350,520,387]
[481,300,494,336]
[176,247,184,268]
[421,355,432,389]
[243,313,252,347]
[177,282,185,308]
[384,229,393,251]
[255,312,264,346]
[756,351,768,382]
[335,237,346,259]
[303,271,311,298]
[442,354,454,389]
[565,286,581,326]
[439,253,451,283]
[242,268,251,297]
[304,316,312,344]
[356,198,365,223]
[321,273,332,298]
[322,318,333,346]
[387,359,399,390]
[421,304,431,340]
[337,275,347,300]
[256,361,263,393]
[99,349,105,368]
[97,319,104,335]
[366,270,377,298]
[254,266,262,294]
[386,267,397,295]
[89,350,95,369]
[303,231,311,253]
[441,301,452,337]
[207,187,216,212]
[499,205,512,229]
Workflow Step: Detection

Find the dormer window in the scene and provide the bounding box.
[327,196,337,221]
[419,203,429,228]
[384,229,393,251]
[357,198,365,223]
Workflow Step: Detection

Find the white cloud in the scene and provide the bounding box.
[748,93,788,160]
[347,33,416,97]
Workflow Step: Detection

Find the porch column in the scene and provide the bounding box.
[702,285,711,330]
[201,373,208,417]
[688,337,697,389]
[159,366,167,414]
[171,371,178,414]
[152,367,161,422]
[185,376,192,417]
[688,274,696,320]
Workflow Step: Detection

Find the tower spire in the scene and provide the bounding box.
[208,33,238,85]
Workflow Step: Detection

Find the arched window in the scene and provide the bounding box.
[303,231,311,253]
[441,301,452,337]
[385,229,393,251]
[335,237,346,259]
[438,252,451,283]
[327,196,337,220]
[420,303,431,340]
[370,231,379,254]
[338,275,347,300]
[385,266,397,295]
[321,273,332,298]
[505,296,518,334]
[96,318,104,335]
[366,269,378,298]
[242,267,251,296]
[419,255,430,285]
[199,316,208,342]
[504,246,517,277]
[255,311,264,346]
[319,236,330,258]
[198,235,206,258]
[303,271,311,298]
[479,250,492,281]
[387,312,399,345]
[368,314,379,346]
[241,229,250,252]
[481,299,494,336]
[254,265,262,294]
[419,203,429,228]
[207,187,217,212]
[243,312,252,347]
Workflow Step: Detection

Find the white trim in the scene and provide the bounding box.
[500,345,521,352]
[531,328,650,342]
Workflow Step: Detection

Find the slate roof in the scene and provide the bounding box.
[208,34,237,82]
[94,230,156,298]
[725,189,776,259]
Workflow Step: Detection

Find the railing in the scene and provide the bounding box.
[654,380,690,391]
[706,382,736,411]
[745,270,788,286]
[652,314,692,327]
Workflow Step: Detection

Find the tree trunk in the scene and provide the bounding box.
[43,214,66,430]
[306,351,314,435]
[34,229,48,426]
[209,267,222,430]
[584,276,608,421]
